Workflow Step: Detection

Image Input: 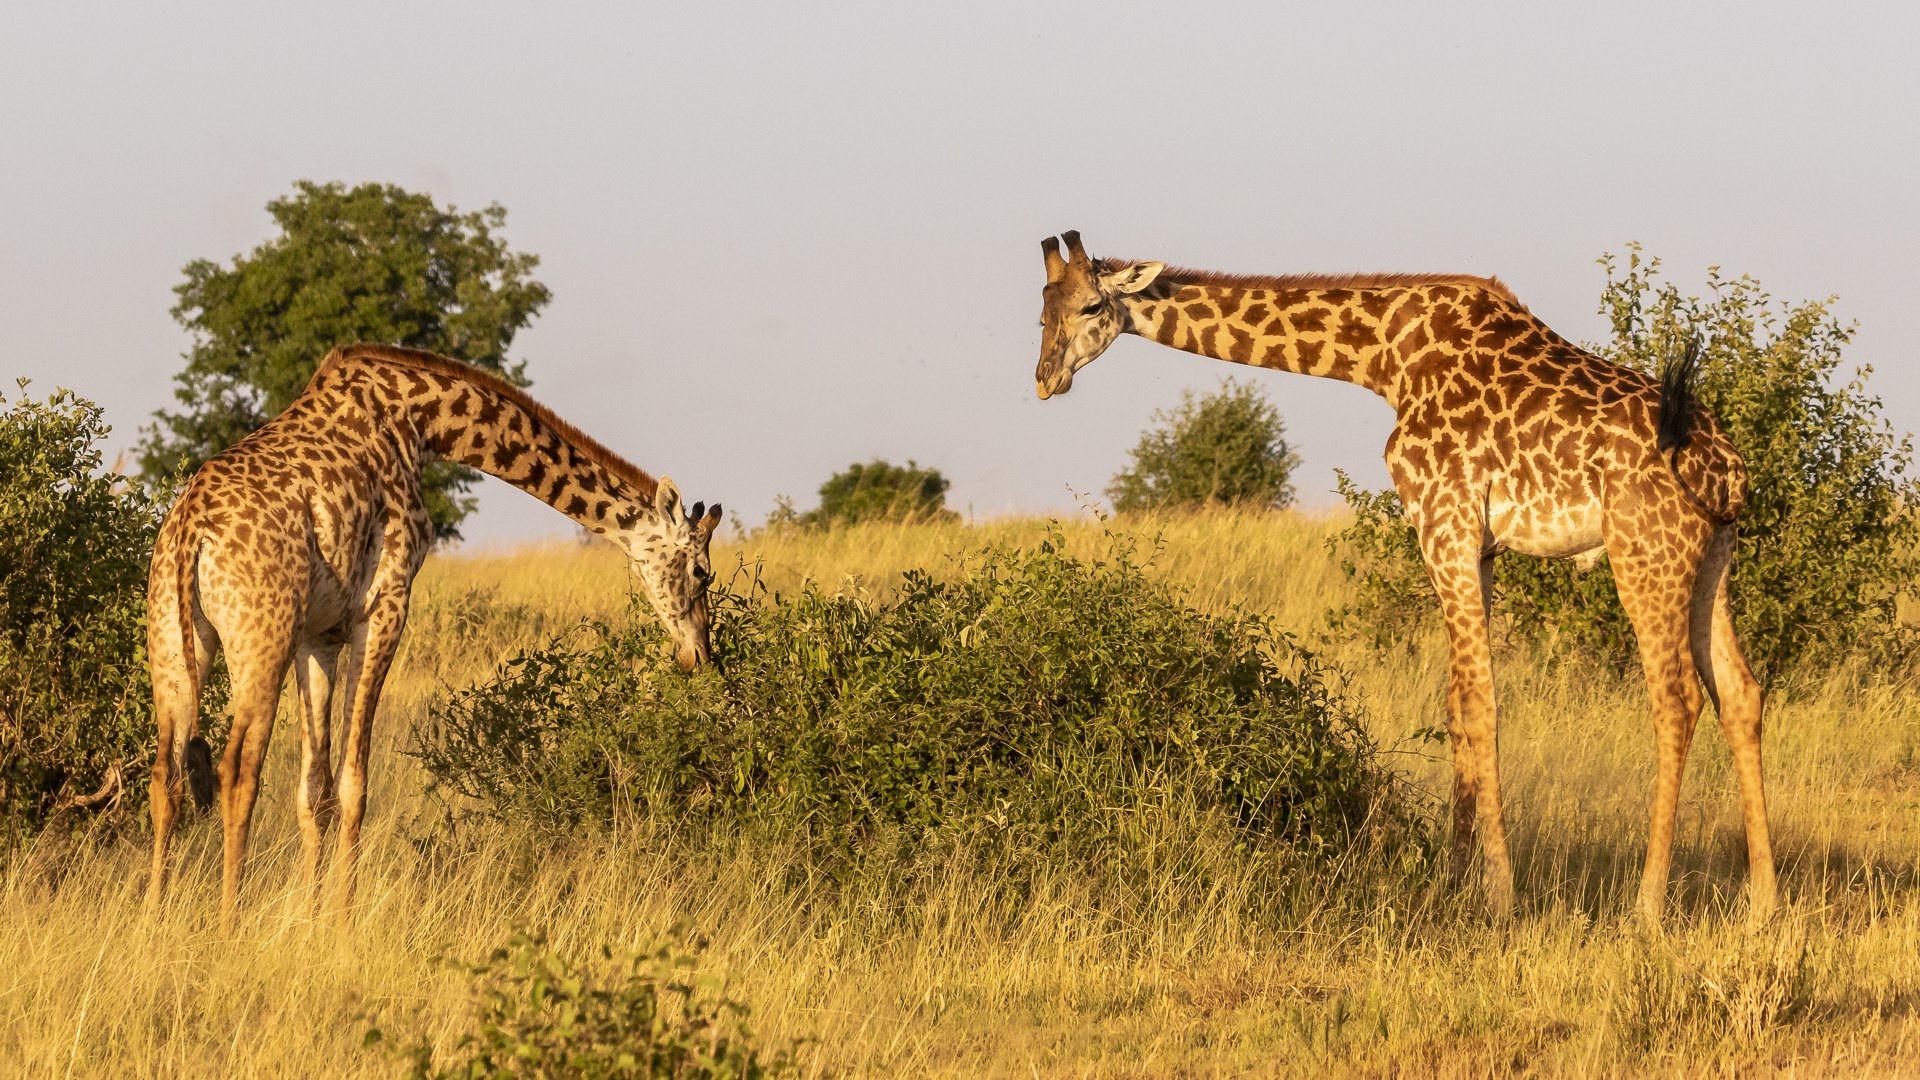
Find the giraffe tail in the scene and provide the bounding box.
[168,526,217,811]
[1656,335,1738,526]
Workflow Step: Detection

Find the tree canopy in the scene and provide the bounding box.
[139,181,552,540]
[1107,377,1300,513]
[763,460,960,531]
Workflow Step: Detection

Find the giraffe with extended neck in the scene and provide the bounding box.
[1034,231,1775,922]
[145,343,723,932]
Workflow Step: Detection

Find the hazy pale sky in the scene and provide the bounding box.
[6,2,1916,546]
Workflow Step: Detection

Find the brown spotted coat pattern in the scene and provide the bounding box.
[1034,232,1774,923]
[144,344,723,932]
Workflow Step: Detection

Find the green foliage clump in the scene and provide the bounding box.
[368,925,795,1080]
[0,383,225,845]
[765,459,958,531]
[140,180,551,541]
[413,529,1414,867]
[1108,377,1299,513]
[1328,248,1919,680]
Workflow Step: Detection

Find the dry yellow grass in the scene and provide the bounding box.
[4,510,1918,1077]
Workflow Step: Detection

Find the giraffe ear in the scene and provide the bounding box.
[1100,261,1164,295]
[656,476,682,523]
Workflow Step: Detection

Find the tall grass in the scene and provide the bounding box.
[4,510,1917,1077]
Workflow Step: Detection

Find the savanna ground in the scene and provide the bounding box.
[5,510,1919,1078]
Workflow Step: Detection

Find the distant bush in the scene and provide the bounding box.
[367,925,797,1080]
[766,459,959,531]
[816,459,957,525]
[1327,248,1919,681]
[412,528,1418,869]
[1108,377,1299,513]
[0,383,224,847]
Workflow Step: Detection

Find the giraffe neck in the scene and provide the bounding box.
[319,348,660,537]
[1119,282,1408,401]
[412,375,656,535]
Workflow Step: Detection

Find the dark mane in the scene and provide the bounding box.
[322,343,659,503]
[1098,259,1525,309]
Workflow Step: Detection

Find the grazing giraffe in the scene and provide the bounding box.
[1033,231,1775,922]
[145,343,723,932]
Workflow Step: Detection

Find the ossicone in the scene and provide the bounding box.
[694,501,722,540]
[1042,236,1066,282]
[1063,230,1089,266]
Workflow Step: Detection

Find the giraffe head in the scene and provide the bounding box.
[622,476,723,671]
[1035,230,1164,399]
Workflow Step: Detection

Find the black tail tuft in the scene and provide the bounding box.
[1657,335,1704,454]
[186,736,216,811]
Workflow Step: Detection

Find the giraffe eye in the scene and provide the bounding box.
[1081,302,1103,315]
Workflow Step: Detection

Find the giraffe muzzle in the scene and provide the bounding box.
[1037,362,1076,399]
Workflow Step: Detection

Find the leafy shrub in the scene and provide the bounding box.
[1108,377,1299,513]
[367,925,796,1079]
[0,383,225,846]
[1328,249,1919,680]
[766,459,959,531]
[412,529,1417,867]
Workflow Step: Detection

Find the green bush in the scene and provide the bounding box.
[367,925,796,1080]
[1328,249,1919,681]
[0,383,225,846]
[1107,377,1300,513]
[765,459,958,531]
[412,529,1418,867]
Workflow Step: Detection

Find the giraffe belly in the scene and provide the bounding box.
[1489,499,1606,561]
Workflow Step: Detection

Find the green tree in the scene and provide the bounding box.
[794,459,959,527]
[1,383,226,846]
[1107,377,1300,513]
[1329,248,1919,682]
[139,180,552,540]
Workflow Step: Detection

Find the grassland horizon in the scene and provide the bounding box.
[4,509,1917,1077]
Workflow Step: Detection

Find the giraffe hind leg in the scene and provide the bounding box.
[293,639,343,916]
[1689,524,1776,921]
[216,640,296,935]
[327,595,411,928]
[146,572,218,917]
[1612,530,1708,925]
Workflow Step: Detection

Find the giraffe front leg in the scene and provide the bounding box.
[1421,540,1510,917]
[1443,555,1502,891]
[292,640,343,917]
[1445,701,1478,887]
